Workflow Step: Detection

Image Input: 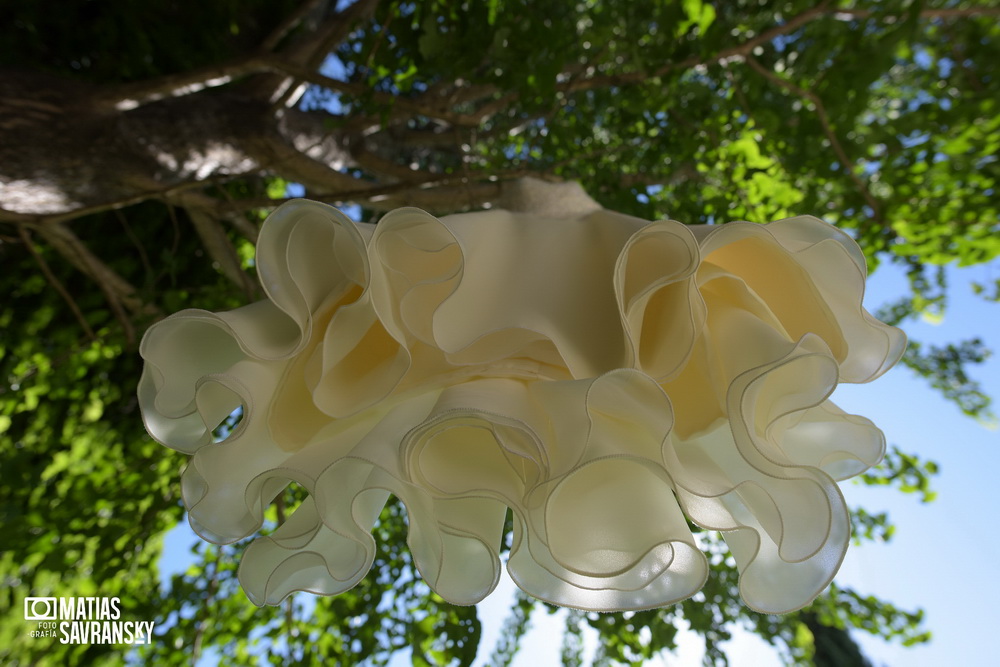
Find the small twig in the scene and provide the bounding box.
[362,10,394,74]
[726,69,754,118]
[265,0,382,108]
[744,55,881,218]
[165,203,182,260]
[268,59,487,126]
[468,90,520,125]
[115,210,154,285]
[71,238,136,346]
[260,0,328,51]
[183,205,259,300]
[350,147,424,181]
[453,124,476,210]
[17,225,96,340]
[284,597,294,650]
[33,223,146,314]
[668,107,720,144]
[191,549,221,666]
[304,0,381,70]
[214,185,261,243]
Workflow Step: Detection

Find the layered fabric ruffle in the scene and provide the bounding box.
[138,200,904,614]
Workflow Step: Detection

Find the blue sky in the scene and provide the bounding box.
[829,258,1000,667]
[161,253,1000,666]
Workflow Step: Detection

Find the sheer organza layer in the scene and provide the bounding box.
[138,201,904,614]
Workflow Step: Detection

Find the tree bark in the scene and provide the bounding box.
[0,69,357,221]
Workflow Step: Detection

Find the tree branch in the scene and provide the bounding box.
[260,0,329,52]
[213,186,262,244]
[86,2,1000,120]
[31,223,146,316]
[563,1,835,94]
[99,0,380,111]
[96,55,274,111]
[257,134,366,192]
[17,225,96,340]
[271,60,490,126]
[559,2,998,95]
[191,550,220,665]
[263,0,381,107]
[93,51,493,127]
[744,55,881,218]
[115,210,155,287]
[180,203,259,300]
[349,147,424,181]
[301,0,380,70]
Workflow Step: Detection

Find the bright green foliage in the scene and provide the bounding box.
[486,591,535,666]
[877,269,995,422]
[860,446,941,504]
[343,0,999,298]
[2,1,998,666]
[0,202,239,665]
[902,339,995,424]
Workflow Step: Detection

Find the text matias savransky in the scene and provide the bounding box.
[25,596,155,645]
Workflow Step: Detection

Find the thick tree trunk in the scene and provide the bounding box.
[0,69,507,225]
[0,69,363,220]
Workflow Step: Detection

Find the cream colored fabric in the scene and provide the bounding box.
[138,200,905,614]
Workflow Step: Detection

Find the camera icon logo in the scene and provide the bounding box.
[24,597,57,621]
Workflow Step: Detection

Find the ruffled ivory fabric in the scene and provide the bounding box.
[138,200,905,614]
